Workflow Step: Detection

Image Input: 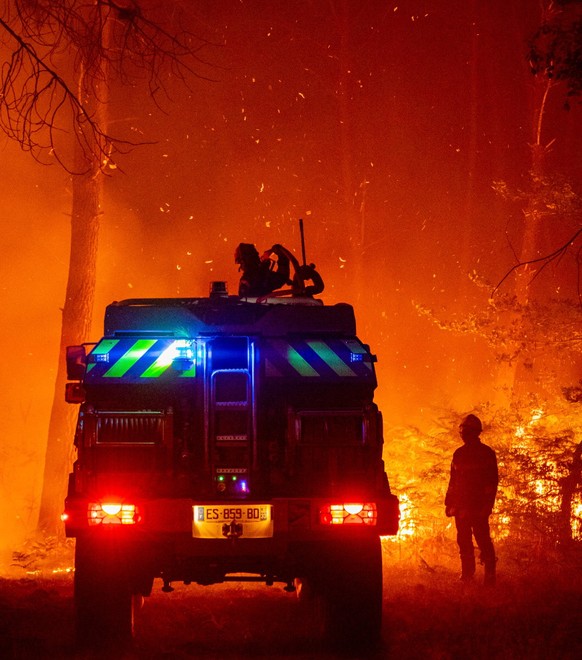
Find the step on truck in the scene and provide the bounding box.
[63,279,400,649]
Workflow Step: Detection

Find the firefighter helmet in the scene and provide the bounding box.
[234,243,259,266]
[460,414,482,434]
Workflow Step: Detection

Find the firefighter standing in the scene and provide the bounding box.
[445,414,498,585]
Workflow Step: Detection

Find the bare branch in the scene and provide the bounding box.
[1,15,118,172]
[492,227,582,297]
[0,1,217,173]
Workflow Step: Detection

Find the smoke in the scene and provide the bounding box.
[0,140,70,552]
[1,0,581,558]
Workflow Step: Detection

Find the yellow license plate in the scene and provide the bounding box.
[192,504,273,539]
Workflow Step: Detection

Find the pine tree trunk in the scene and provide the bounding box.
[37,151,102,536]
[37,47,105,535]
[495,71,553,405]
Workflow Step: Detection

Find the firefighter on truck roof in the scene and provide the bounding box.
[235,242,324,298]
[234,243,290,297]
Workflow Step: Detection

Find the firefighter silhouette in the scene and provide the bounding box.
[445,414,498,585]
[235,242,324,298]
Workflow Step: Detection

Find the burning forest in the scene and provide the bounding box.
[0,0,581,657]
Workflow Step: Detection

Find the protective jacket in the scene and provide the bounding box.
[445,440,498,515]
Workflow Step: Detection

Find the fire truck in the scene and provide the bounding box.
[62,276,400,648]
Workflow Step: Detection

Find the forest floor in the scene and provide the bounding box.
[0,542,581,659]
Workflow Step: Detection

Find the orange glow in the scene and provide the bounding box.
[1,0,581,563]
[573,501,582,541]
[388,493,416,541]
[514,408,545,444]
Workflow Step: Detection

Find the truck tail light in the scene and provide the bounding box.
[319,503,377,526]
[87,502,142,526]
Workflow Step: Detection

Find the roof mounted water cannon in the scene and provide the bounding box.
[234,219,324,299]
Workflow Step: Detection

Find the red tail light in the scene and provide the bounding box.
[87,502,142,526]
[319,503,377,526]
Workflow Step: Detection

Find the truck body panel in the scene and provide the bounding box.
[64,292,399,647]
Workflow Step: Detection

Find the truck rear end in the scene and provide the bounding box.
[63,289,399,648]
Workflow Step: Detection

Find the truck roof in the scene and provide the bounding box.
[104,296,357,338]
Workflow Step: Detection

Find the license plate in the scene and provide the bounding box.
[192,504,273,539]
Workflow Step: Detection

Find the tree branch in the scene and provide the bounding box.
[0,1,217,174]
[492,227,582,298]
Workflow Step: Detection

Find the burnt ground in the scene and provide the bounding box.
[0,558,581,659]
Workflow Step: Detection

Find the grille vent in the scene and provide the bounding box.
[96,413,164,444]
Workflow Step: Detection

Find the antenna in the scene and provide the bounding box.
[299,218,307,266]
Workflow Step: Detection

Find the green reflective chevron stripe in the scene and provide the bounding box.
[92,339,120,356]
[286,345,319,377]
[140,341,196,378]
[104,339,156,378]
[140,351,173,378]
[306,340,356,377]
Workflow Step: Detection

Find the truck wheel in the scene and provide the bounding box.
[74,537,138,647]
[310,538,383,651]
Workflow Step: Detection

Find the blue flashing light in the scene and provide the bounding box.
[174,339,194,360]
[350,353,364,362]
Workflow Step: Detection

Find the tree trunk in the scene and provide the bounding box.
[37,52,105,535]
[37,152,102,536]
[495,70,553,405]
[505,79,552,404]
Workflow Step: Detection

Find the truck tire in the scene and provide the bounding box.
[74,536,138,647]
[301,537,383,652]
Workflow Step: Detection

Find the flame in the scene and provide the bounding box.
[385,492,416,541]
[495,514,511,541]
[573,500,582,541]
[515,408,544,439]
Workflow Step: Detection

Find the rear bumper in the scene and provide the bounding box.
[64,494,399,584]
[64,494,399,538]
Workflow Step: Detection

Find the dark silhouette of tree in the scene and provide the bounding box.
[0,0,214,536]
[528,0,582,108]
